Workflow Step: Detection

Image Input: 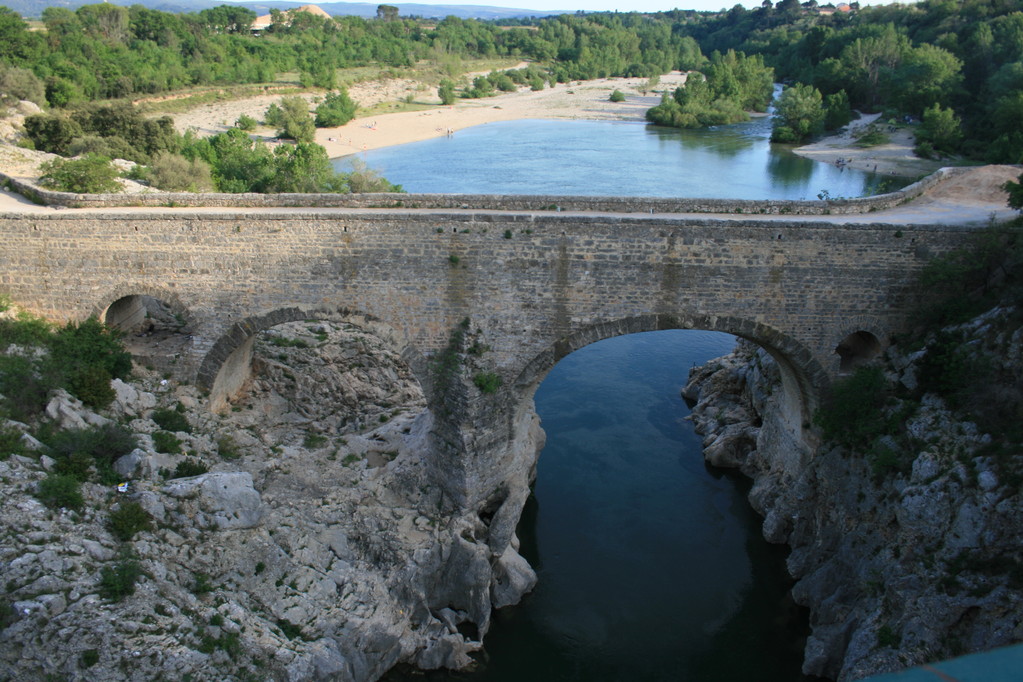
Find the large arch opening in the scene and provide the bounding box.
[471,328,811,681]
[99,293,193,374]
[512,313,826,438]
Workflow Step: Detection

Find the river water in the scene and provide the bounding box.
[370,117,838,681]
[337,116,902,199]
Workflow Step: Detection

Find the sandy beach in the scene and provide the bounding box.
[790,112,944,178]
[167,71,689,160]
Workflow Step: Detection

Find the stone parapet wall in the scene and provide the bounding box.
[0,166,967,215]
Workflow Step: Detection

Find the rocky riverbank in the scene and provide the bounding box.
[0,318,540,681]
[683,308,1023,680]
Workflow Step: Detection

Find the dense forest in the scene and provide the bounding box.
[1,0,1022,168]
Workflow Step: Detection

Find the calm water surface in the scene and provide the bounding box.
[337,116,902,199]
[372,119,821,680]
[391,331,810,682]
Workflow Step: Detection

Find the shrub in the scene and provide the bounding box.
[47,423,137,462]
[814,366,891,451]
[191,572,213,594]
[39,154,120,194]
[171,458,208,478]
[151,406,191,433]
[473,371,502,394]
[438,79,456,105]
[217,435,241,460]
[0,355,56,421]
[46,423,137,484]
[80,649,100,668]
[144,152,214,192]
[98,550,141,601]
[66,364,115,409]
[0,425,25,460]
[609,89,626,103]
[152,431,182,454]
[0,310,52,347]
[48,317,132,384]
[268,97,314,143]
[36,474,84,510]
[235,114,257,131]
[66,135,138,163]
[302,433,327,449]
[314,89,357,128]
[53,451,94,481]
[877,624,901,649]
[107,501,153,541]
[22,114,84,155]
[0,65,45,106]
[341,159,403,193]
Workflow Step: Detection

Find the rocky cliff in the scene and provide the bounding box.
[0,318,539,681]
[683,307,1023,680]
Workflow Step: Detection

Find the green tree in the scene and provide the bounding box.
[915,103,961,156]
[438,79,456,105]
[376,4,399,21]
[771,83,825,143]
[1004,173,1023,211]
[267,97,314,143]
[267,142,343,193]
[144,152,215,192]
[0,65,45,105]
[23,114,84,155]
[314,89,357,128]
[888,43,962,117]
[823,90,854,131]
[39,154,120,194]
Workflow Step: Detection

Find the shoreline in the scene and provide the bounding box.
[0,74,945,184]
[319,75,684,159]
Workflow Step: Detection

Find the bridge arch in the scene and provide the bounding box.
[197,307,429,413]
[828,317,889,376]
[512,313,829,436]
[86,285,196,333]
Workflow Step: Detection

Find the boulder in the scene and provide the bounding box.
[163,472,263,530]
[490,546,537,608]
[111,379,157,417]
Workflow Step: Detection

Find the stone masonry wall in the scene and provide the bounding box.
[0,208,977,401]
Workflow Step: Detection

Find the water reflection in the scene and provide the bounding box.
[339,118,907,200]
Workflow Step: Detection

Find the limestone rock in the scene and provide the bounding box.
[111,379,157,417]
[490,546,537,608]
[163,471,263,530]
[45,390,111,429]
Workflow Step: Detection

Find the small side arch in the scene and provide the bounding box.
[828,318,889,376]
[512,312,828,435]
[197,307,428,412]
[87,285,196,334]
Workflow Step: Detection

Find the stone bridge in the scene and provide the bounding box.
[0,165,1016,514]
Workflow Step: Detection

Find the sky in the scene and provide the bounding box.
[459,0,909,15]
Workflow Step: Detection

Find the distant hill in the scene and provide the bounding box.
[1,0,567,20]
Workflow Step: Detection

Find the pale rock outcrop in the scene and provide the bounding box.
[162,471,264,530]
[0,319,541,681]
[683,307,1023,681]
